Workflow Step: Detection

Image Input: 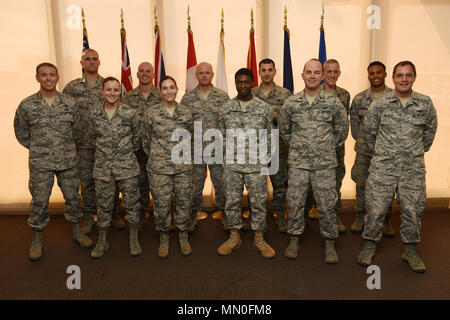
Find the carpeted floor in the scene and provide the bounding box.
[0,207,449,300]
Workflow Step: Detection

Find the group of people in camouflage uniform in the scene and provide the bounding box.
[14,48,437,273]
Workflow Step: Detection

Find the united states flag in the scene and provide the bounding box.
[154,25,166,88]
[120,27,133,97]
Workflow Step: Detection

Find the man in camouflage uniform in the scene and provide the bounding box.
[349,61,395,235]
[217,68,276,259]
[180,62,229,232]
[14,63,92,261]
[280,59,348,264]
[142,76,194,258]
[123,62,162,230]
[252,58,291,233]
[316,59,351,233]
[357,61,437,273]
[63,49,127,233]
[88,77,142,258]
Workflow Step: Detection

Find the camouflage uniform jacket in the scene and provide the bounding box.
[218,96,273,174]
[280,89,349,170]
[252,83,292,123]
[181,86,229,159]
[122,85,162,125]
[14,91,80,171]
[361,90,437,176]
[143,102,193,175]
[350,86,393,156]
[63,76,104,150]
[321,84,351,115]
[88,102,141,182]
[252,83,292,155]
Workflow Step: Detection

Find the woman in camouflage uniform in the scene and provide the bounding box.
[142,76,194,258]
[88,77,142,258]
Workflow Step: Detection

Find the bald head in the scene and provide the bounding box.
[196,62,214,88]
[302,59,324,92]
[81,48,99,59]
[80,49,100,75]
[137,62,155,87]
[303,59,323,73]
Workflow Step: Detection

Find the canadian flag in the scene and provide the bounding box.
[186,27,198,92]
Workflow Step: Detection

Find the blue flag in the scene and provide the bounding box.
[318,27,326,84]
[318,28,326,64]
[283,26,294,94]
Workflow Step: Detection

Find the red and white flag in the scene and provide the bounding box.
[247,27,258,88]
[120,27,133,97]
[186,25,198,92]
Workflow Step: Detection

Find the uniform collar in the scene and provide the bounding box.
[35,91,64,106]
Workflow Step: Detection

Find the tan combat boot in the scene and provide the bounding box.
[29,230,43,261]
[254,231,276,259]
[81,213,95,235]
[90,229,109,259]
[350,212,365,233]
[308,205,319,220]
[158,232,169,258]
[72,222,93,248]
[188,211,197,233]
[383,215,396,237]
[402,243,426,273]
[129,224,142,257]
[217,229,242,255]
[179,230,192,256]
[337,216,346,234]
[324,239,339,264]
[284,236,299,259]
[274,210,287,233]
[357,240,376,266]
[111,210,126,230]
[242,210,251,231]
[138,210,147,231]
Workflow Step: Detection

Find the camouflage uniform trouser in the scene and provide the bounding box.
[191,163,226,216]
[351,152,393,216]
[148,170,193,232]
[136,148,150,214]
[95,173,140,229]
[223,168,268,231]
[28,167,82,231]
[335,145,346,212]
[78,148,97,215]
[287,167,338,239]
[269,149,289,213]
[363,171,426,243]
[305,147,345,215]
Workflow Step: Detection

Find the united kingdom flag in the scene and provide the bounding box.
[120,27,133,97]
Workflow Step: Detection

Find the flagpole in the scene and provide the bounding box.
[81,8,89,81]
[320,3,324,30]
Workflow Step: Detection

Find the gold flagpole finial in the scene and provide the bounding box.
[187,5,191,29]
[121,8,124,29]
[250,8,254,29]
[154,5,158,27]
[284,5,287,27]
[320,3,324,29]
[221,9,224,31]
[82,8,86,29]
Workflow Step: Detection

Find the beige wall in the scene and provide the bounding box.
[1,0,449,205]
